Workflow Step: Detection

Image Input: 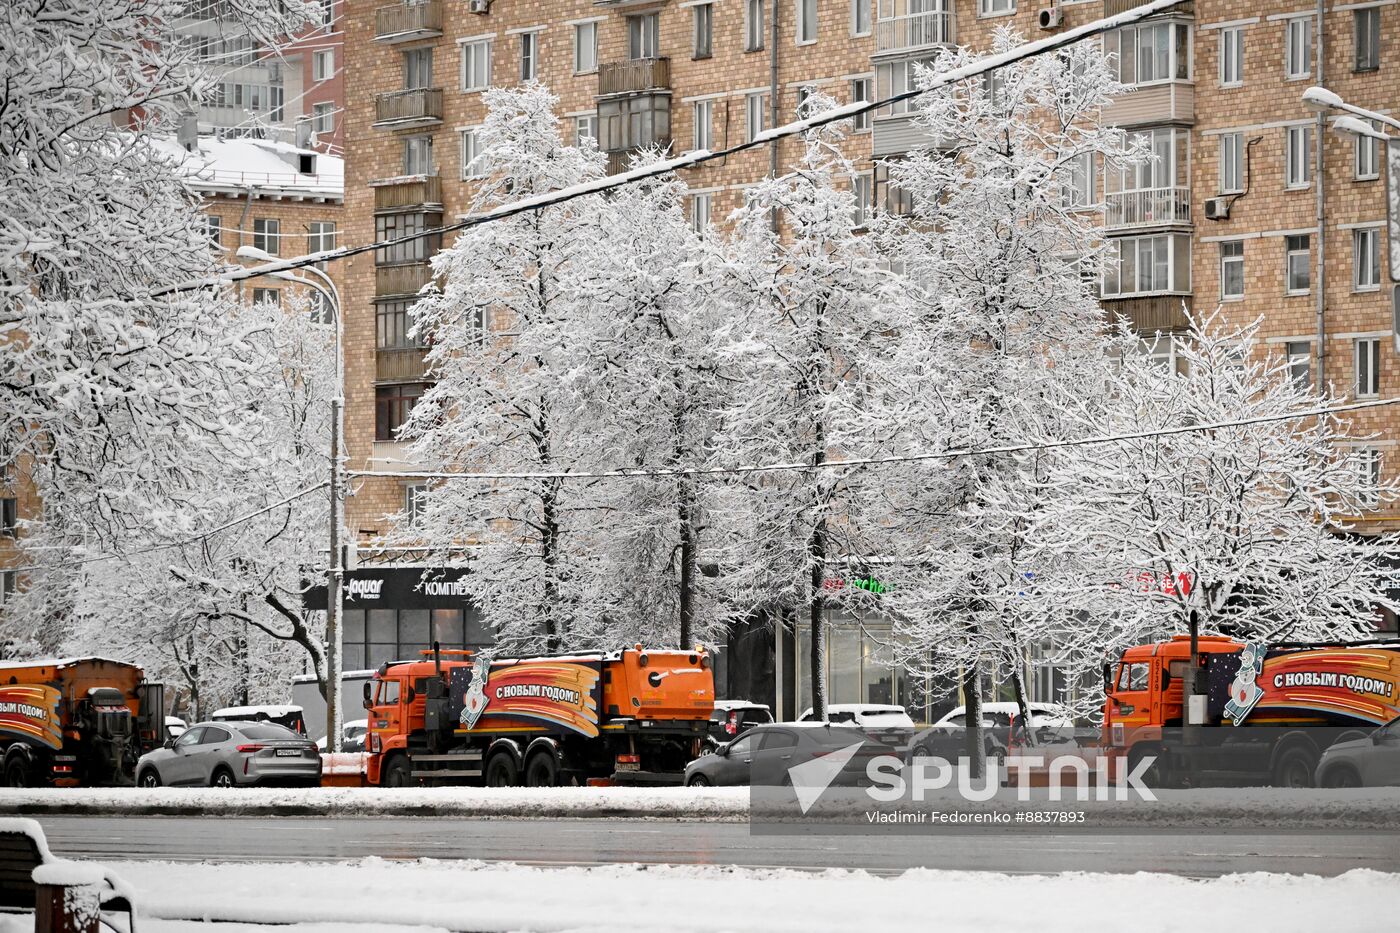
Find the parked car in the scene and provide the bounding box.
[1315,716,1400,787]
[136,720,322,788]
[705,701,774,750]
[165,716,187,738]
[797,704,915,755]
[210,704,307,736]
[316,719,369,753]
[909,702,1076,762]
[685,722,888,787]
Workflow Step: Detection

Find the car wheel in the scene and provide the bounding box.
[484,751,519,788]
[1321,765,1361,789]
[138,768,162,788]
[687,773,711,787]
[382,755,413,788]
[1271,746,1316,788]
[908,744,931,762]
[210,767,236,789]
[525,750,559,788]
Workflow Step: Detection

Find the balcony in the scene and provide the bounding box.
[1103,82,1194,127]
[376,262,435,298]
[1104,186,1192,230]
[374,1,442,43]
[377,347,431,382]
[598,57,671,97]
[373,88,444,129]
[874,11,954,57]
[373,175,443,212]
[1101,295,1192,334]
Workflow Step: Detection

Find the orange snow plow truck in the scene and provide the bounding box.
[363,644,714,786]
[0,657,166,787]
[1103,635,1400,787]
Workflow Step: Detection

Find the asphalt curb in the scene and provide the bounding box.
[8,801,748,820]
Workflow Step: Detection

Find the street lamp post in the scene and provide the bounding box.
[237,246,346,753]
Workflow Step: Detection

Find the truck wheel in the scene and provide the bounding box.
[525,750,559,787]
[210,767,236,788]
[138,768,162,788]
[1271,746,1316,788]
[1126,744,1170,788]
[382,755,413,788]
[484,751,519,787]
[4,756,30,788]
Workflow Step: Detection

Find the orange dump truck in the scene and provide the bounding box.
[363,644,714,786]
[1103,635,1400,786]
[0,657,166,787]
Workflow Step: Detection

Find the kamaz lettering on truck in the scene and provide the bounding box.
[1103,636,1400,787]
[363,644,714,787]
[0,657,166,787]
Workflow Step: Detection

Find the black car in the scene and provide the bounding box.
[705,701,775,750]
[684,723,888,787]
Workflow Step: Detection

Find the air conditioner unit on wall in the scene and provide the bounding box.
[1038,6,1062,29]
[1204,197,1232,220]
[468,0,489,13]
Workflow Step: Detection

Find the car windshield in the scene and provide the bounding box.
[238,723,302,741]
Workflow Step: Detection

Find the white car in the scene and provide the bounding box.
[798,703,916,729]
[316,719,369,753]
[165,716,187,738]
[932,702,1074,729]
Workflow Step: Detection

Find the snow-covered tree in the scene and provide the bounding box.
[401,85,614,655]
[710,99,903,719]
[871,30,1134,764]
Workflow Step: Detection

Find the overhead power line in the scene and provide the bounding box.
[353,396,1400,483]
[153,0,1189,296]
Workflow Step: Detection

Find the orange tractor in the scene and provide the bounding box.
[363,644,714,786]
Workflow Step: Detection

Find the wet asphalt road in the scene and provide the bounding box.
[31,814,1400,877]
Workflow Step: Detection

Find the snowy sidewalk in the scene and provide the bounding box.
[13,858,1397,933]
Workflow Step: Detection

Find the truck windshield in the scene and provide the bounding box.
[1117,662,1150,692]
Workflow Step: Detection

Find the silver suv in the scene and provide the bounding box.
[136,720,321,788]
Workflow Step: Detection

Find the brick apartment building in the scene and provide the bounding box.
[337,0,1400,715]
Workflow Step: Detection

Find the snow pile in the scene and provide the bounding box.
[107,859,1400,933]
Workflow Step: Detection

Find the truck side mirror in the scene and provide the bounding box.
[362,681,373,709]
[1101,663,1112,694]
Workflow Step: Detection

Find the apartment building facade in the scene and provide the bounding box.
[338,0,1398,718]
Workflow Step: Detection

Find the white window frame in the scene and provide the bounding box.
[693,3,714,58]
[690,192,712,233]
[628,12,660,60]
[852,172,873,228]
[979,0,1015,17]
[1355,125,1380,180]
[1354,448,1382,507]
[1354,227,1382,291]
[520,31,538,83]
[851,0,872,37]
[311,101,334,134]
[403,134,434,176]
[307,220,336,254]
[796,0,818,45]
[1355,337,1381,397]
[746,91,769,142]
[1354,6,1381,72]
[1219,132,1244,194]
[850,77,872,132]
[1285,234,1311,295]
[460,127,483,180]
[745,0,766,51]
[1101,233,1191,298]
[1219,240,1245,300]
[460,37,493,92]
[574,113,598,147]
[574,22,598,74]
[1285,124,1312,189]
[1284,16,1312,80]
[1285,340,1312,390]
[692,99,713,151]
[1219,25,1243,87]
[312,48,334,83]
[1061,151,1095,209]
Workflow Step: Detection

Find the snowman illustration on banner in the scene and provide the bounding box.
[460,656,492,729]
[1223,642,1268,725]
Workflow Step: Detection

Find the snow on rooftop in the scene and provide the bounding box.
[148,135,343,199]
[0,656,131,671]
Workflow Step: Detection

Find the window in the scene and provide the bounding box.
[795,85,815,119]
[628,13,659,60]
[1355,228,1382,290]
[692,100,713,151]
[1355,448,1382,507]
[1285,17,1311,79]
[875,57,937,117]
[1117,127,1183,192]
[205,215,223,248]
[403,47,433,89]
[1116,662,1150,692]
[574,114,598,147]
[312,102,334,135]
[570,22,597,75]
[1219,132,1244,194]
[460,128,482,179]
[853,173,873,227]
[850,77,872,132]
[690,192,712,233]
[1,497,16,537]
[1286,341,1312,390]
[312,48,334,82]
[1355,8,1380,71]
[375,212,441,265]
[746,91,769,142]
[461,38,492,90]
[796,0,818,44]
[597,93,671,152]
[251,287,280,306]
[269,86,284,123]
[253,218,280,256]
[1356,126,1380,180]
[1061,152,1095,209]
[403,135,433,175]
[851,0,872,37]
[979,0,1014,15]
[307,221,336,254]
[1101,233,1191,297]
[377,300,424,349]
[1105,22,1191,85]
[1355,337,1381,396]
[1219,240,1245,300]
[1219,25,1243,86]
[1285,234,1311,294]
[405,485,426,528]
[693,4,713,58]
[1285,125,1312,189]
[0,570,15,608]
[376,383,428,441]
[520,31,538,82]
[746,0,765,51]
